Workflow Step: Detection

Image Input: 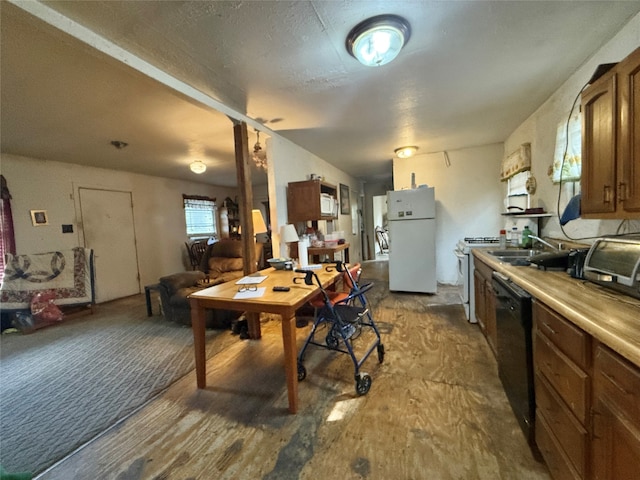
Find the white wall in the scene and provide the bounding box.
[504,12,640,242]
[268,136,362,263]
[1,154,238,289]
[393,144,504,284]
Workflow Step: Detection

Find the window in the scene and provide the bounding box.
[183,195,217,238]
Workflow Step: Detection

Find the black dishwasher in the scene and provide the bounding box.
[492,272,537,453]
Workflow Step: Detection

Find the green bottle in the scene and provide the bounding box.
[522,226,532,248]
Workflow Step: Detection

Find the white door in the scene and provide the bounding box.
[79,188,140,302]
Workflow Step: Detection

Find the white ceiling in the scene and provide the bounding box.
[2,1,640,187]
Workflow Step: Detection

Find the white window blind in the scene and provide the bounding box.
[183,197,217,237]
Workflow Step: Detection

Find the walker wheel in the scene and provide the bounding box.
[326,330,339,349]
[355,373,372,396]
[377,343,385,363]
[297,362,307,381]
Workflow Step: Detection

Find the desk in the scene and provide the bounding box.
[189,266,341,414]
[290,242,350,264]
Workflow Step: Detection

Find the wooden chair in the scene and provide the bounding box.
[308,263,362,318]
[375,226,389,254]
[186,240,208,270]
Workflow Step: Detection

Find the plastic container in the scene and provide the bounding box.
[522,226,532,248]
[499,229,507,249]
[511,226,519,247]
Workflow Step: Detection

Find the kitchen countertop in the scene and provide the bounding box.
[473,248,640,367]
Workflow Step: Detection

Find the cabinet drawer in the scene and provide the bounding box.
[473,257,493,280]
[535,330,589,423]
[535,372,587,477]
[594,343,640,419]
[534,302,589,369]
[536,413,582,480]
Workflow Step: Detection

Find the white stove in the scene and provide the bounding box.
[454,237,500,322]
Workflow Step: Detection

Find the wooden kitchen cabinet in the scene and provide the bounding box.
[286,179,337,222]
[534,301,591,480]
[581,46,640,218]
[473,257,496,355]
[591,342,640,480]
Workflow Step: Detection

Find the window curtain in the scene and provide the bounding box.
[0,175,17,282]
[550,113,582,183]
[500,143,531,181]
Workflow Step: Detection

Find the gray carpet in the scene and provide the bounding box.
[0,295,232,475]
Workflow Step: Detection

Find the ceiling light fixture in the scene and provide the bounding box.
[252,130,267,171]
[346,14,411,67]
[189,160,206,174]
[395,146,418,158]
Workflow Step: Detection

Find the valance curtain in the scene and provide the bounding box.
[183,195,217,237]
[550,113,582,183]
[500,143,531,181]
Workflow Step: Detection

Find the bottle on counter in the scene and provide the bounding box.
[522,226,532,248]
[499,229,507,249]
[511,226,519,247]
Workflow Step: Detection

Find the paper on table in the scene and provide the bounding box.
[233,287,266,299]
[236,275,268,285]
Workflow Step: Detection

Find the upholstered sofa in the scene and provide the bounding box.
[158,270,239,328]
[157,240,262,328]
[198,239,263,283]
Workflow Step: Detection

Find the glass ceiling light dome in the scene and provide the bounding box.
[395,146,418,158]
[189,160,206,174]
[346,14,411,67]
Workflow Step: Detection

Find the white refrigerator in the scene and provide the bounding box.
[387,187,437,293]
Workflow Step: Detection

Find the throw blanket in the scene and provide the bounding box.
[0,247,94,309]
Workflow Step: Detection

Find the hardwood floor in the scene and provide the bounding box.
[37,261,550,479]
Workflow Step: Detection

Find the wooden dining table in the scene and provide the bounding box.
[189,266,342,413]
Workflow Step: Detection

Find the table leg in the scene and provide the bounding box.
[189,298,207,389]
[281,311,299,414]
[247,311,262,339]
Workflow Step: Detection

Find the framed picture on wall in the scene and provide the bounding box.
[30,210,48,226]
[339,183,350,215]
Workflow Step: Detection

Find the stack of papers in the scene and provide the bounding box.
[235,275,268,285]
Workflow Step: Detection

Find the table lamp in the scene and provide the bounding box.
[251,209,267,235]
[279,224,299,259]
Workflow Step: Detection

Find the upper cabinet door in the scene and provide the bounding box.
[617,47,640,213]
[582,71,617,215]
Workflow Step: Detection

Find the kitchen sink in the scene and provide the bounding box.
[486,249,541,258]
[486,249,542,264]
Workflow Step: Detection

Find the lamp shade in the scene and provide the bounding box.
[280,224,299,243]
[251,209,267,234]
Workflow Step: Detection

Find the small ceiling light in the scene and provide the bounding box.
[189,160,206,174]
[346,14,411,67]
[395,146,418,158]
[252,130,267,170]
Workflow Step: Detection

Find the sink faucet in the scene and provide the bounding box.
[529,235,562,251]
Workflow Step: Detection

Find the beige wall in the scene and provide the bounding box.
[1,154,238,289]
[504,12,640,242]
[393,144,504,284]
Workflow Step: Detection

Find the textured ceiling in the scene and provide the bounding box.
[2,1,640,186]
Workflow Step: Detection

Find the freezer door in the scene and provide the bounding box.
[388,218,437,293]
[387,187,435,221]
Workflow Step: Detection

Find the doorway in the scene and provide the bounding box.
[78,188,140,303]
[372,195,388,260]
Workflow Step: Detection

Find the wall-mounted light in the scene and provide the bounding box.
[189,160,206,174]
[346,14,411,67]
[394,146,418,158]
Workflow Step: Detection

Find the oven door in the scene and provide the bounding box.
[454,248,469,303]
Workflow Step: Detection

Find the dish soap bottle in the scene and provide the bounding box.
[511,226,519,247]
[522,226,532,248]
